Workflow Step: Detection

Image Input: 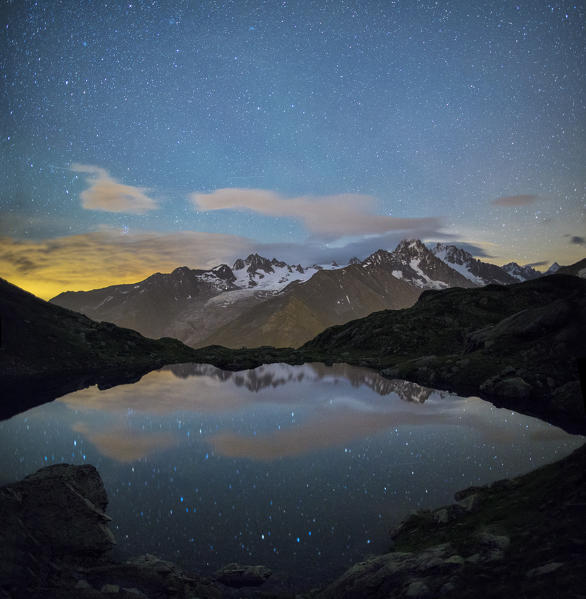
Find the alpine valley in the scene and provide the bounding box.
[50,239,557,349]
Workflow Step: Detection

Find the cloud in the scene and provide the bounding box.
[190,188,440,238]
[0,229,254,300]
[71,163,158,214]
[568,235,586,246]
[492,194,539,207]
[72,422,178,462]
[426,240,494,258]
[526,260,548,267]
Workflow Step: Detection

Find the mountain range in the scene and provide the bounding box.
[50,239,580,349]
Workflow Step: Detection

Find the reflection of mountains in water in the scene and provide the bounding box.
[165,362,441,403]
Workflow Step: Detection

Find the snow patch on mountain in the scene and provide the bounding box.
[232,253,321,291]
[501,262,541,282]
[432,244,486,285]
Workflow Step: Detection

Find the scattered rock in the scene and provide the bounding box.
[101,583,120,593]
[214,562,272,587]
[405,580,430,597]
[526,562,564,578]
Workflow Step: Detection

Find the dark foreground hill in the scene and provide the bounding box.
[0,277,199,418]
[296,274,586,431]
[319,442,586,599]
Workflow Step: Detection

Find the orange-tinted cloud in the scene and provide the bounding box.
[209,408,452,460]
[71,163,158,214]
[492,194,539,207]
[72,422,178,462]
[0,229,253,299]
[190,188,440,237]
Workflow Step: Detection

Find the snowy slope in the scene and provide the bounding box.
[432,243,516,286]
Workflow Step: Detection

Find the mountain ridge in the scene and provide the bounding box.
[49,241,585,350]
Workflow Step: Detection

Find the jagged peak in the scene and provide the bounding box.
[211,264,235,279]
[349,256,361,265]
[364,249,393,264]
[396,238,427,249]
[433,243,475,264]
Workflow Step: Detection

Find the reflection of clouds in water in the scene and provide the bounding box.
[54,363,579,465]
[210,408,455,460]
[72,422,178,462]
[57,364,461,463]
[59,369,248,414]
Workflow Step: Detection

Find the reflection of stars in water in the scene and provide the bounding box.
[0,370,583,586]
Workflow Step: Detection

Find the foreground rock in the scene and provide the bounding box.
[2,447,585,598]
[318,443,586,598]
[0,464,223,598]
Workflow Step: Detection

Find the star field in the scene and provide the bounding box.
[1,1,584,297]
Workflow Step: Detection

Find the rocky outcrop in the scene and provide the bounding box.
[318,442,586,598]
[214,563,272,588]
[0,464,223,598]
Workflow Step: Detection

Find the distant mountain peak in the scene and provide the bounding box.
[211,264,236,281]
[395,238,428,255]
[433,243,474,265]
[546,262,560,274]
[361,241,474,290]
[502,262,540,282]
[432,242,517,286]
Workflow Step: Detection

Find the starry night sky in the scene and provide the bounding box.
[1,0,585,299]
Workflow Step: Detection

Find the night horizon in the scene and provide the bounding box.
[1,0,585,300]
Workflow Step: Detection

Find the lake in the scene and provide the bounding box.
[0,362,583,586]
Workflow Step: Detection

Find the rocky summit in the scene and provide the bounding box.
[433,242,518,285]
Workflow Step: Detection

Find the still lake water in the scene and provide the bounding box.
[0,362,583,585]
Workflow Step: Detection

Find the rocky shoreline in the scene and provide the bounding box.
[2,443,585,598]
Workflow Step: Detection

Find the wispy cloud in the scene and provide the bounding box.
[71,163,158,214]
[492,194,539,207]
[190,188,440,238]
[568,235,586,246]
[526,260,548,267]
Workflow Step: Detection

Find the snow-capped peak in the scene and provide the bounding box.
[231,253,318,291]
[501,262,540,282]
[433,243,474,266]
